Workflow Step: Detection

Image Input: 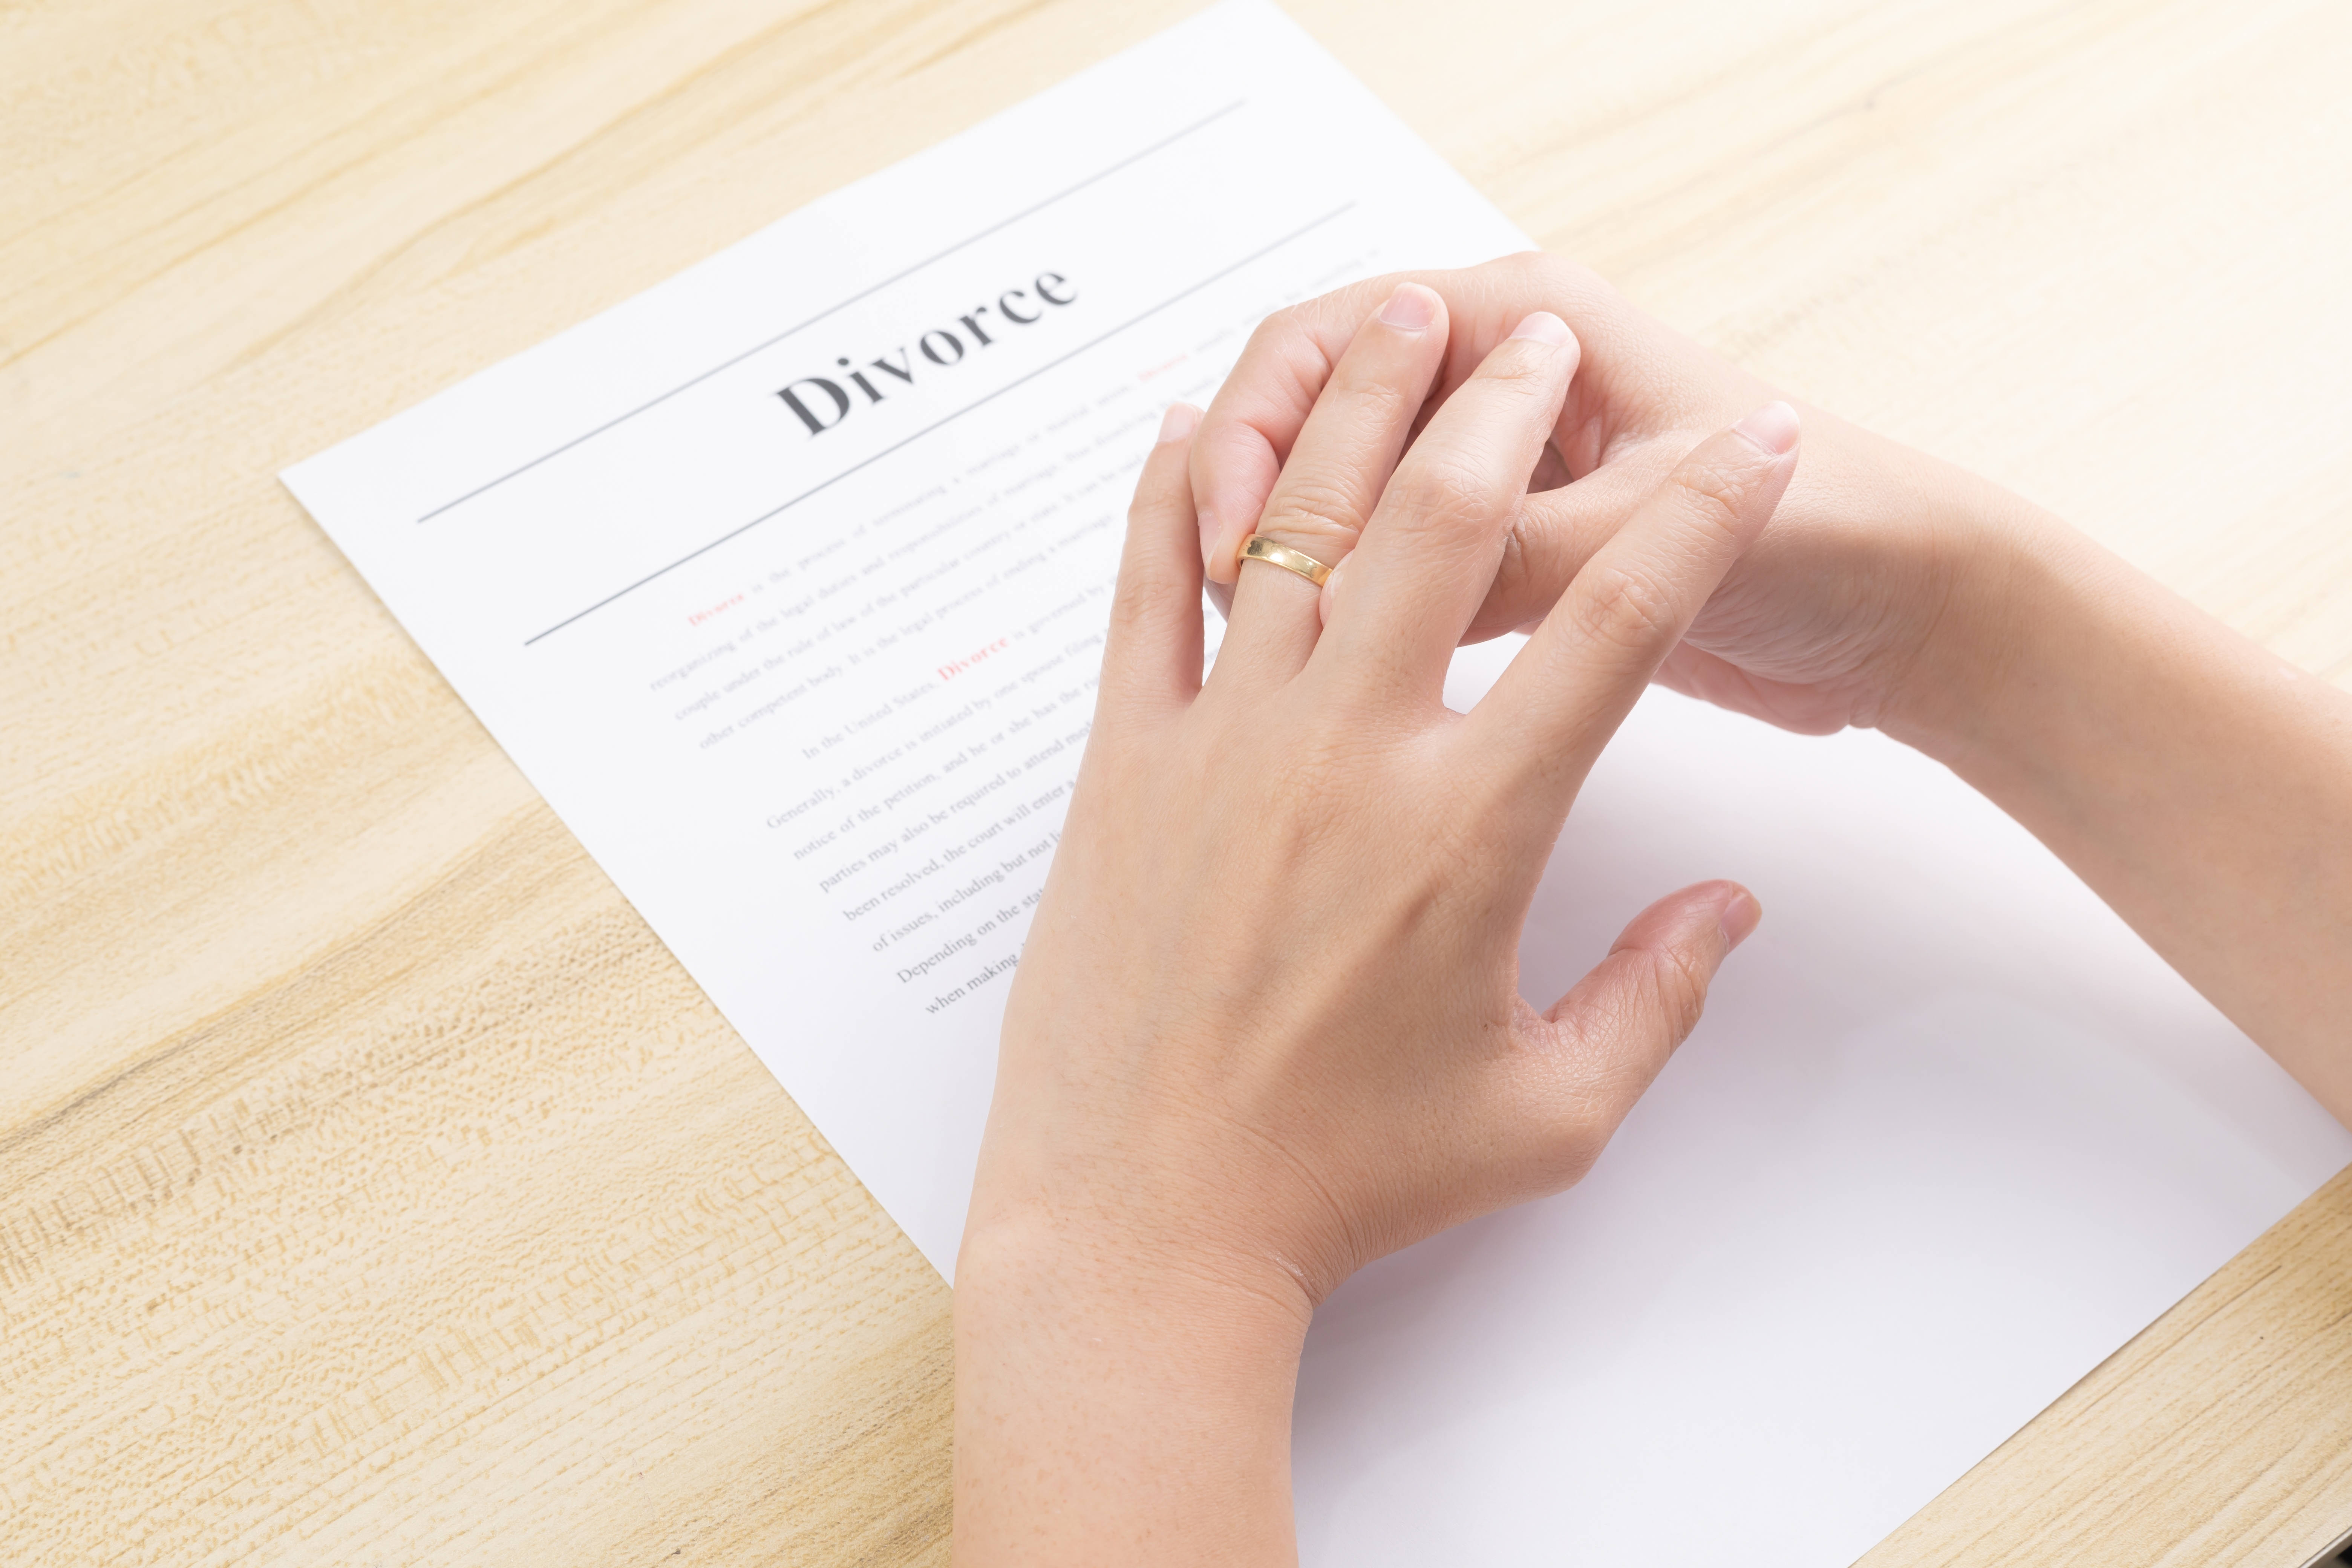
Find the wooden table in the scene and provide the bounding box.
[8,0,2351,1560]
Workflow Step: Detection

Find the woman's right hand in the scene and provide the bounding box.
[1189,251,2040,746]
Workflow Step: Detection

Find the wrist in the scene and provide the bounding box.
[1871,477,2220,866]
[954,1212,1309,1566]
[957,1204,1314,1352]
[1867,467,2082,770]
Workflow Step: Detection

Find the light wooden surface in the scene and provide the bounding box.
[7,0,2351,1560]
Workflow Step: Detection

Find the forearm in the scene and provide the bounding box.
[1893,490,2352,1121]
[952,1217,1308,1566]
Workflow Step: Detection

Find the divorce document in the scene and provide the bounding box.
[285,4,2352,1565]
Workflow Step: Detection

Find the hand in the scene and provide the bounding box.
[953,282,1798,1565]
[1188,254,2352,1176]
[1190,251,2031,740]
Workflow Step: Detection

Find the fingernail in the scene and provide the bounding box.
[1197,504,1222,574]
[1507,311,1570,347]
[1378,283,1439,332]
[1731,401,1799,456]
[1719,891,1762,951]
[1158,401,1199,444]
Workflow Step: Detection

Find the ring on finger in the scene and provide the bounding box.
[1239,534,1334,587]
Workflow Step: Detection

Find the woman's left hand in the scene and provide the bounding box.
[953,283,1798,1566]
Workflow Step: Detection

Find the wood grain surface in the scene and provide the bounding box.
[6,0,2350,1561]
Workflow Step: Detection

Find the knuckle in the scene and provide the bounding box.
[1488,340,1562,387]
[1568,557,1683,655]
[1331,355,1416,412]
[1258,473,1369,549]
[1106,571,1165,642]
[1646,942,1713,1042]
[1667,453,1761,540]
[1390,455,1496,527]
[1462,345,1562,410]
[1497,509,1532,579]
[1478,503,1559,635]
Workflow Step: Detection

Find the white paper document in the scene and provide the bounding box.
[285,4,2351,1562]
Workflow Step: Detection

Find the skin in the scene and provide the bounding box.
[953,256,2352,1563]
[1187,253,2352,1119]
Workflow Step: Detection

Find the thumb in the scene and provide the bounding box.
[1499,880,1761,1192]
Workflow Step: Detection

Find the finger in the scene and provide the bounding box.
[1313,451,1658,639]
[1467,403,1801,790]
[1311,312,1578,701]
[1494,880,1760,1193]
[1192,272,1417,584]
[1207,282,1449,689]
[1098,403,1205,720]
[1190,254,1639,565]
[1472,442,1682,640]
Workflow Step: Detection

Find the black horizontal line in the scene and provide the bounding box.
[522,202,1354,646]
[416,100,1245,524]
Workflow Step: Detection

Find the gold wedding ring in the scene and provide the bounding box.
[1239,534,1334,587]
